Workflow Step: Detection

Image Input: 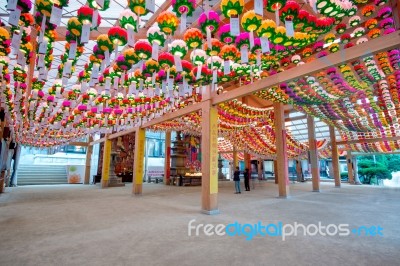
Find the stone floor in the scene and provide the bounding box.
[0,181,399,266]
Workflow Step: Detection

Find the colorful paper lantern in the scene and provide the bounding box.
[353,27,365,37]
[266,0,287,13]
[218,24,235,44]
[362,5,375,17]
[123,48,139,65]
[270,26,287,45]
[235,32,250,49]
[67,17,82,37]
[134,40,152,60]
[35,0,53,17]
[198,10,220,34]
[88,0,110,11]
[190,49,207,65]
[279,1,299,23]
[365,18,378,29]
[378,7,392,19]
[241,10,262,32]
[220,0,244,18]
[257,19,276,38]
[157,11,179,35]
[219,45,238,61]
[172,0,196,17]
[97,34,113,52]
[184,28,204,49]
[119,9,138,32]
[205,38,224,56]
[147,26,167,47]
[128,0,148,16]
[170,40,188,58]
[108,26,127,46]
[335,23,346,34]
[78,5,101,28]
[158,52,175,68]
[348,16,361,27]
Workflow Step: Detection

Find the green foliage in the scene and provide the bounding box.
[357,155,398,184]
[340,172,348,178]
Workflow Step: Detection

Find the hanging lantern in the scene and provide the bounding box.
[279,1,299,32]
[335,23,346,34]
[115,55,131,71]
[266,0,287,13]
[190,49,207,65]
[375,0,388,6]
[205,38,224,56]
[380,18,394,30]
[134,40,152,60]
[353,27,365,37]
[158,52,175,68]
[67,17,82,37]
[257,19,276,38]
[35,0,54,17]
[172,0,196,17]
[88,0,110,11]
[77,5,102,29]
[365,18,378,29]
[119,9,139,32]
[219,45,238,61]
[198,10,220,35]
[207,56,224,69]
[181,60,193,76]
[157,11,179,35]
[184,28,204,49]
[328,43,340,53]
[270,26,287,45]
[147,26,167,47]
[235,32,250,50]
[128,0,148,16]
[241,10,262,32]
[170,40,188,58]
[218,24,235,44]
[368,28,381,39]
[324,33,336,44]
[348,16,361,27]
[362,5,375,17]
[97,34,113,52]
[108,26,128,46]
[123,48,139,65]
[378,7,392,19]
[143,59,160,76]
[220,0,244,18]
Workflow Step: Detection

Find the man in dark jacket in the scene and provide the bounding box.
[244,168,250,191]
[233,167,241,194]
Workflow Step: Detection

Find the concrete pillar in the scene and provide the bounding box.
[274,102,289,198]
[329,126,341,188]
[100,138,112,188]
[133,128,145,194]
[164,131,171,185]
[346,151,354,184]
[307,116,320,192]
[201,100,219,214]
[84,136,93,185]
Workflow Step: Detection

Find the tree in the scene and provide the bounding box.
[357,158,392,185]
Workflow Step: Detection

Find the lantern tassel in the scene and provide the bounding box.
[275,10,279,26]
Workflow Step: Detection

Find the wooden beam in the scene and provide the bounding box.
[89,137,106,146]
[108,127,137,140]
[337,136,400,145]
[69,141,89,147]
[212,31,400,105]
[285,115,307,122]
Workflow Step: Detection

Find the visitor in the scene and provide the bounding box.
[244,168,250,191]
[233,167,241,194]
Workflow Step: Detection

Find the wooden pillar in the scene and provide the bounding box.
[296,159,302,182]
[233,148,238,168]
[307,116,320,192]
[201,100,219,214]
[164,131,171,185]
[274,102,289,197]
[100,138,111,188]
[244,153,251,170]
[346,151,354,184]
[274,160,278,184]
[84,136,93,185]
[329,126,341,187]
[133,128,145,194]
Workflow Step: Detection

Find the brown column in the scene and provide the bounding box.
[347,151,354,184]
[257,158,263,180]
[296,159,302,182]
[307,116,320,192]
[164,131,171,185]
[329,126,341,187]
[84,136,93,184]
[274,102,289,197]
[274,160,278,184]
[133,128,145,194]
[244,153,251,170]
[100,138,111,188]
[233,148,238,168]
[201,100,219,214]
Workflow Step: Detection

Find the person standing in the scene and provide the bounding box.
[244,168,250,191]
[233,167,241,194]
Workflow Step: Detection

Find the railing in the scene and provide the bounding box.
[33,154,85,165]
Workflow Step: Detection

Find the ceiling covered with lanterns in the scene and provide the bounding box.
[0,0,399,159]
